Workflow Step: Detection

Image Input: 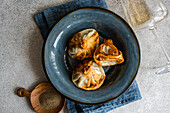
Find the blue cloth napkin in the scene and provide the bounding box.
[66,81,141,113]
[34,0,142,112]
[34,0,107,39]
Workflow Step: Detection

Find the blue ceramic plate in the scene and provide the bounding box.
[44,7,140,104]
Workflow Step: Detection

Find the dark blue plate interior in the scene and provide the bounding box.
[44,8,140,104]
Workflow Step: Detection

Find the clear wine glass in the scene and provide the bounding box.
[121,0,169,75]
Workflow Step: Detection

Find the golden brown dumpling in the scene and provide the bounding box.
[94,39,124,66]
[68,29,99,60]
[72,60,106,90]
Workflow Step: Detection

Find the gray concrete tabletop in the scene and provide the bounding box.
[0,0,170,113]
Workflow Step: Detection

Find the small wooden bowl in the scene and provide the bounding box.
[17,82,65,113]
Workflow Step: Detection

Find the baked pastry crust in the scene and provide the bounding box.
[68,29,99,60]
[94,39,124,66]
[72,60,106,90]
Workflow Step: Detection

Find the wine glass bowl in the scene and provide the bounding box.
[121,0,168,29]
[121,0,170,74]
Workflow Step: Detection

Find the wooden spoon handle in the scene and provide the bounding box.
[17,88,31,97]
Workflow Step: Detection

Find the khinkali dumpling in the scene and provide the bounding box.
[72,60,106,90]
[68,29,99,60]
[94,39,124,66]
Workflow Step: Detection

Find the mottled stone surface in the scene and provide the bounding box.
[0,0,170,113]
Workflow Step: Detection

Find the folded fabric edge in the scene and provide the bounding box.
[34,13,49,39]
[34,0,108,40]
[66,80,142,113]
[66,96,142,113]
[42,0,108,13]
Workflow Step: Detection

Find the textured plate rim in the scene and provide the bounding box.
[42,7,141,104]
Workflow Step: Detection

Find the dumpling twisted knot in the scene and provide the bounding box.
[72,60,106,90]
[68,29,99,60]
[94,39,124,66]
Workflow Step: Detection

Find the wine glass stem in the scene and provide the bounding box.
[152,28,170,63]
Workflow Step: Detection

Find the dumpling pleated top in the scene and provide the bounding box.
[72,60,106,90]
[68,29,99,60]
[94,39,124,66]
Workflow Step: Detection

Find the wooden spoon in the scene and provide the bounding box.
[17,82,65,113]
